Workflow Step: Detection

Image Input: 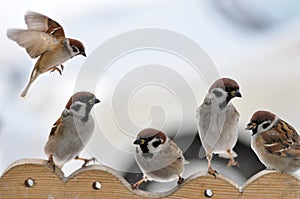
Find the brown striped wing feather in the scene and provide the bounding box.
[49,117,62,138]
[261,120,300,159]
[25,11,65,39]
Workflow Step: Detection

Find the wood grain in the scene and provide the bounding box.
[0,159,299,198]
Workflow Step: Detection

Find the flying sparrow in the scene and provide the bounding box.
[44,92,100,170]
[196,78,242,176]
[7,11,86,97]
[132,128,185,189]
[246,110,300,173]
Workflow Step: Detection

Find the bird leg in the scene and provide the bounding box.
[48,66,62,75]
[177,175,185,185]
[131,176,148,190]
[226,149,238,167]
[206,152,217,177]
[48,154,56,172]
[60,64,64,71]
[74,156,96,167]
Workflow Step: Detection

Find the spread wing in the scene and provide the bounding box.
[7,11,66,58]
[7,29,59,58]
[25,11,65,39]
[261,120,300,159]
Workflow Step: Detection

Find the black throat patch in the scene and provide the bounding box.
[142,152,153,159]
[140,143,149,153]
[219,100,227,109]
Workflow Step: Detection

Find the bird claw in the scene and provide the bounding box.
[177,176,185,185]
[47,66,64,75]
[131,183,139,190]
[207,167,218,177]
[82,157,97,167]
[47,155,56,172]
[75,156,96,167]
[49,67,62,75]
[49,162,56,172]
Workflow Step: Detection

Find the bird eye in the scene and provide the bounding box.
[152,140,161,148]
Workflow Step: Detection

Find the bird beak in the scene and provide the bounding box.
[245,122,256,130]
[94,98,100,104]
[133,138,145,145]
[230,90,242,98]
[89,98,100,105]
[81,52,86,57]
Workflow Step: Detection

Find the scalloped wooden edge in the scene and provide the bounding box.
[0,158,299,198]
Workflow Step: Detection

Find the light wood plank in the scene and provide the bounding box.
[0,159,299,198]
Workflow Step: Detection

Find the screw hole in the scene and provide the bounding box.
[93,181,102,190]
[24,178,35,187]
[204,189,213,198]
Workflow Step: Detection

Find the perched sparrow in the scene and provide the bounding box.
[7,11,86,97]
[44,92,100,170]
[246,110,300,173]
[132,128,185,189]
[196,78,242,176]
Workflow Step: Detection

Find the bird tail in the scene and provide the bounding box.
[21,82,33,97]
[20,68,40,97]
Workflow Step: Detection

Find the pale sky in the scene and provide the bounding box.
[1,0,300,188]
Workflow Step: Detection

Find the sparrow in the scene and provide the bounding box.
[44,92,100,170]
[132,128,185,189]
[196,78,242,176]
[7,11,86,97]
[246,110,300,173]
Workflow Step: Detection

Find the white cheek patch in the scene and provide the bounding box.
[210,88,227,103]
[257,121,269,133]
[71,46,79,54]
[147,138,163,153]
[72,101,87,115]
[257,117,279,134]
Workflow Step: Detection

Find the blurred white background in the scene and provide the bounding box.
[1,0,300,192]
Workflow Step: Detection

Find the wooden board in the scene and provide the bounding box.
[0,159,299,198]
